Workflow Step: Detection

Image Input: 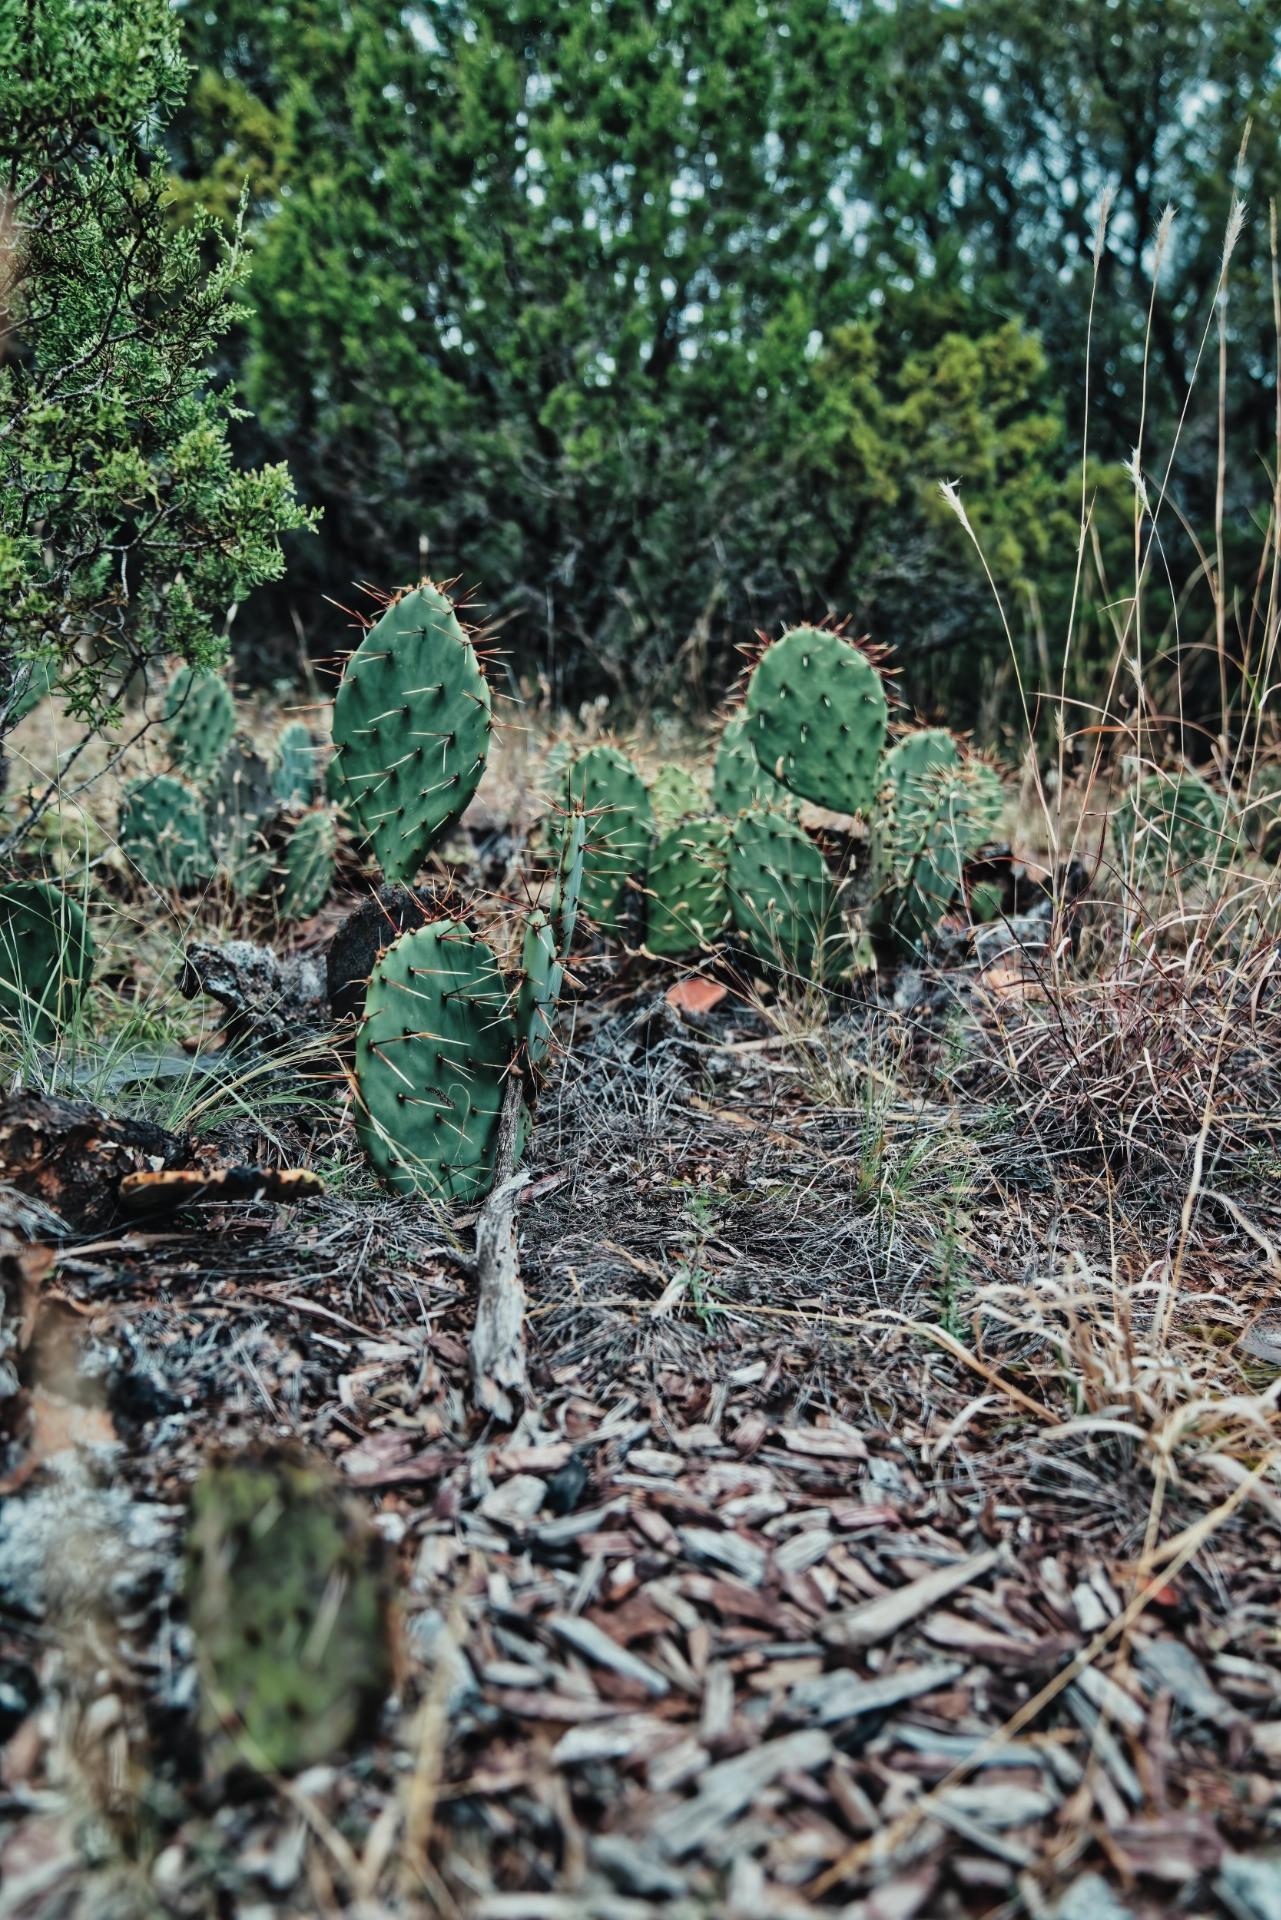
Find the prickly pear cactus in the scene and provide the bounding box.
[164,668,236,785]
[552,806,587,954]
[727,811,842,981]
[354,920,517,1202]
[869,761,975,950]
[882,728,961,800]
[206,743,276,888]
[185,1454,390,1777]
[744,628,888,816]
[645,820,730,956]
[542,739,574,799]
[1113,768,1234,889]
[650,763,705,829]
[560,745,652,931]
[517,910,563,1076]
[276,809,336,920]
[330,583,492,883]
[0,880,95,1039]
[119,775,213,892]
[710,714,795,818]
[272,722,318,808]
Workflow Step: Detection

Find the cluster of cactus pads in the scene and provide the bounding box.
[119,668,333,919]
[540,625,1009,980]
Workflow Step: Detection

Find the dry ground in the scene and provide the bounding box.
[1,705,1280,1919]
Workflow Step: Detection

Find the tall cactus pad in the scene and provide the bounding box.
[650,762,705,829]
[561,745,652,930]
[0,881,95,1039]
[552,807,587,954]
[871,763,972,949]
[164,668,236,785]
[120,775,213,891]
[646,820,730,956]
[330,583,492,883]
[1113,770,1233,889]
[727,811,841,980]
[711,714,794,818]
[745,628,887,815]
[206,743,276,887]
[277,809,336,921]
[186,1456,390,1777]
[518,910,563,1075]
[272,722,318,807]
[354,921,516,1203]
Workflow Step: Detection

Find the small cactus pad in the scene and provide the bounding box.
[1113,769,1234,889]
[119,775,213,892]
[870,762,971,949]
[272,722,318,807]
[744,628,888,815]
[962,762,1006,847]
[645,819,730,956]
[0,880,95,1039]
[650,762,705,829]
[206,743,277,887]
[330,583,492,883]
[882,728,961,799]
[277,809,336,920]
[185,1455,390,1777]
[560,745,653,931]
[354,920,516,1203]
[517,909,563,1076]
[552,806,587,954]
[164,667,236,785]
[710,714,794,818]
[726,810,842,980]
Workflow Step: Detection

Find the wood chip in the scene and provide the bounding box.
[823,1548,1000,1650]
[653,1729,834,1857]
[547,1614,671,1697]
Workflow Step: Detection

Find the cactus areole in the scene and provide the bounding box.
[330,583,492,883]
[745,626,888,816]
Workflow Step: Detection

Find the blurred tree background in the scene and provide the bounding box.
[169,0,1281,723]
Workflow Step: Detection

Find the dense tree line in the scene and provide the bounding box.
[13,0,1279,727]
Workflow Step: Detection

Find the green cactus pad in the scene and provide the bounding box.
[164,667,236,785]
[645,819,730,956]
[1113,769,1234,889]
[560,745,653,932]
[277,809,337,920]
[119,775,213,892]
[552,806,587,954]
[354,920,517,1203]
[650,762,705,829]
[206,743,276,889]
[726,811,842,980]
[272,722,318,808]
[963,762,1006,848]
[882,728,961,799]
[710,714,795,818]
[186,1455,390,1777]
[744,628,888,816]
[870,762,972,949]
[330,583,492,883]
[0,880,95,1040]
[968,880,1006,923]
[541,739,574,799]
[517,910,563,1075]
